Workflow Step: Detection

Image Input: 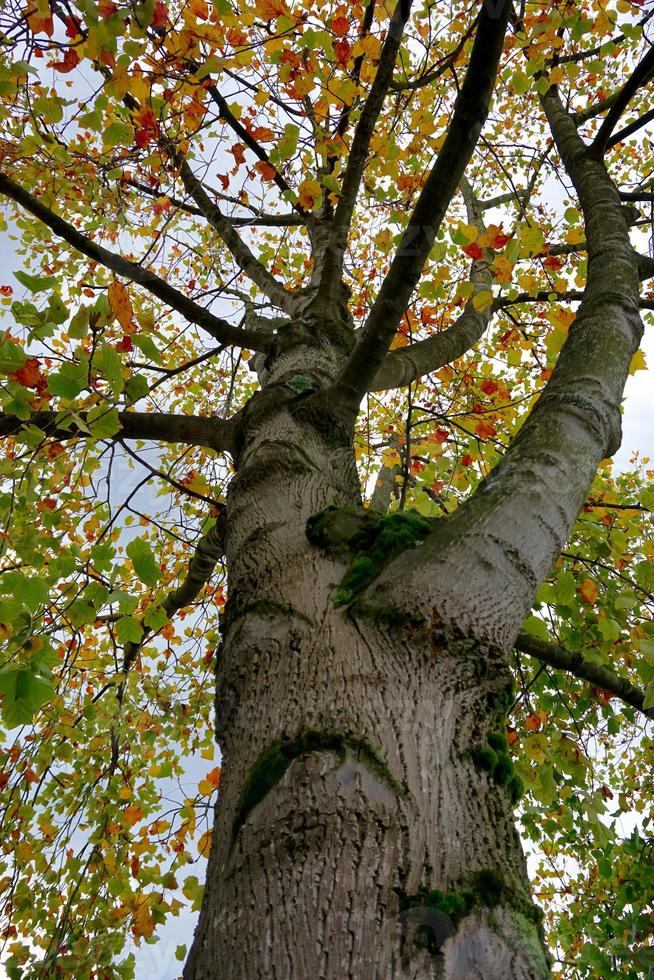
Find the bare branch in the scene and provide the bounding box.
[0,173,271,352]
[515,631,652,719]
[329,2,510,413]
[0,409,235,453]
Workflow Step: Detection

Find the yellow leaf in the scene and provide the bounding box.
[198,828,212,857]
[472,289,493,313]
[457,222,478,244]
[197,778,215,796]
[297,179,322,211]
[629,349,647,375]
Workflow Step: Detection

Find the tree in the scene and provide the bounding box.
[0,0,654,975]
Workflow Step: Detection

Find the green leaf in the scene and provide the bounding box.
[95,344,124,395]
[115,616,144,645]
[642,682,654,712]
[86,405,122,439]
[47,363,87,400]
[69,306,90,340]
[13,270,58,293]
[46,294,68,325]
[521,615,550,642]
[103,121,134,148]
[126,538,161,587]
[0,340,27,375]
[143,604,168,631]
[639,485,654,512]
[125,374,149,404]
[0,668,54,728]
[132,334,161,363]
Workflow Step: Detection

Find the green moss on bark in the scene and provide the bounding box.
[233,729,404,838]
[399,867,543,956]
[306,505,436,606]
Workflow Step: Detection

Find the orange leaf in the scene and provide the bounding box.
[579,578,597,604]
[124,805,143,827]
[297,179,321,210]
[108,281,134,331]
[255,161,277,181]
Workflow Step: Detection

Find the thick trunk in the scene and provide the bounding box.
[183,330,549,979]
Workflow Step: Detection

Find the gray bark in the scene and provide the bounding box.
[183,329,549,980]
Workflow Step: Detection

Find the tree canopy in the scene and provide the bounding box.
[0,0,654,975]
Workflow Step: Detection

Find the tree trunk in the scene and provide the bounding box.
[183,328,550,979]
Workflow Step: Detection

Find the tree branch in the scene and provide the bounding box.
[329,2,510,413]
[369,175,495,391]
[121,176,303,226]
[120,511,226,680]
[515,631,652,719]
[0,409,235,453]
[176,157,297,315]
[202,80,309,219]
[607,105,654,149]
[590,46,654,156]
[0,172,271,352]
[359,86,643,653]
[317,0,414,292]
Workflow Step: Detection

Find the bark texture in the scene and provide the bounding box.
[183,320,549,980]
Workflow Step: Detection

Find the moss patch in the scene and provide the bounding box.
[306,506,436,606]
[233,729,404,838]
[470,684,524,805]
[399,867,543,956]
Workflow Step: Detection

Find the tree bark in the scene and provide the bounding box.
[184,325,549,980]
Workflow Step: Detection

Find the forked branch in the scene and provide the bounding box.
[330,1,511,412]
[0,173,272,352]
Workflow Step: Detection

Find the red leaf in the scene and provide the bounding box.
[544,255,564,271]
[151,0,168,27]
[255,161,277,181]
[331,15,349,36]
[480,379,498,396]
[134,128,151,148]
[11,358,44,389]
[48,48,80,73]
[461,242,484,260]
[114,336,133,353]
[0,286,12,296]
[474,421,497,440]
[334,39,351,64]
[490,231,511,250]
[65,15,82,38]
[229,143,246,166]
